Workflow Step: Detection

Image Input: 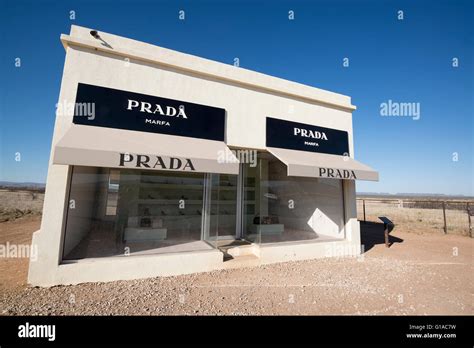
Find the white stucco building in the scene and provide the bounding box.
[28,25,378,286]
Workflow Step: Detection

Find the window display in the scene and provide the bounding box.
[242,153,345,244]
[62,167,214,260]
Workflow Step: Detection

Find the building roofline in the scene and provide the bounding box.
[60,25,356,112]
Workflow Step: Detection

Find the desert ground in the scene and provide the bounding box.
[0,190,472,315]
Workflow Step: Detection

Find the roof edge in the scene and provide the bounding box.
[60,26,357,112]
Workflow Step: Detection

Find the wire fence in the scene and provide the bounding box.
[356,198,474,237]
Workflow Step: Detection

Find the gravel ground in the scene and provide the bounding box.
[0,217,472,315]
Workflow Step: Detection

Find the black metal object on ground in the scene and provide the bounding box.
[378,216,394,248]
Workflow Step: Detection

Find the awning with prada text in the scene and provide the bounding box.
[53,125,239,175]
[267,147,378,181]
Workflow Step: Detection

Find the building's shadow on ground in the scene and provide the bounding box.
[359,221,403,252]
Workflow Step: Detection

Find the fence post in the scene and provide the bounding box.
[468,202,472,238]
[442,201,447,234]
[363,199,366,223]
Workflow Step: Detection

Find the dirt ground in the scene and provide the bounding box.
[0,216,472,315]
[0,216,41,290]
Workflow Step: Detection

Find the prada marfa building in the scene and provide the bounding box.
[28,25,378,286]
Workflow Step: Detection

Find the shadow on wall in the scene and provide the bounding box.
[360,221,403,252]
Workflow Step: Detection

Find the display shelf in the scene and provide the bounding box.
[135,199,245,205]
[138,183,203,190]
[122,173,240,234]
[124,227,167,241]
[136,199,203,205]
[139,183,250,191]
[250,224,284,235]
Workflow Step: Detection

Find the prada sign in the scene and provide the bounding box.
[119,153,195,171]
[318,167,356,179]
[73,83,226,141]
[266,117,349,156]
[126,100,188,118]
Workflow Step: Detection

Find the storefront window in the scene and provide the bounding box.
[62,154,346,260]
[242,153,345,244]
[62,166,218,260]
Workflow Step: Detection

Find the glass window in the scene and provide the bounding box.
[242,152,345,244]
[210,174,238,238]
[194,173,238,248]
[62,152,346,260]
[62,166,217,260]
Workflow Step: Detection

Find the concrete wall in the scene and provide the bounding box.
[343,179,361,245]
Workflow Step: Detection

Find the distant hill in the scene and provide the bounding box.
[0,181,46,192]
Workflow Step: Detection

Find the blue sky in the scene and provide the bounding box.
[0,0,472,195]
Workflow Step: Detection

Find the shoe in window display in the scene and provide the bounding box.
[253,215,279,225]
[264,193,278,200]
[140,208,152,227]
[140,217,151,227]
[251,215,283,235]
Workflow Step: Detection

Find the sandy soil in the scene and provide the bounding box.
[0,216,40,291]
[0,216,472,315]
